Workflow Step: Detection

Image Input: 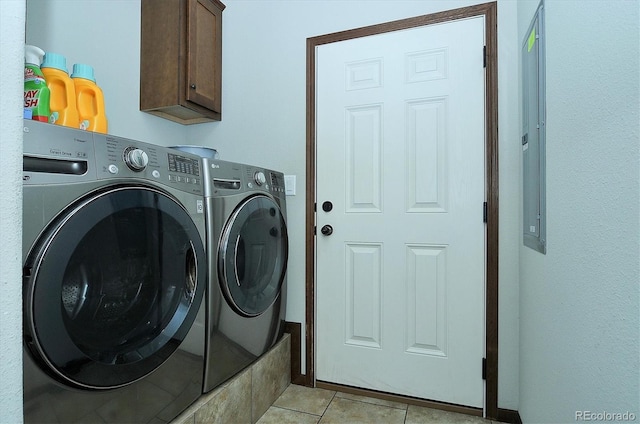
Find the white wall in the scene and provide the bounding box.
[518,1,640,422]
[6,0,522,417]
[495,1,521,409]
[0,0,26,422]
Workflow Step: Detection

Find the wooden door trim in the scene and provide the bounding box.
[305,2,499,418]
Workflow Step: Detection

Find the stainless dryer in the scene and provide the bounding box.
[22,120,207,423]
[202,158,288,393]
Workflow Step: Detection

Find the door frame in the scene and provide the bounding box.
[305,2,499,418]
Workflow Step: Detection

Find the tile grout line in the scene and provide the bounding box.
[320,390,339,421]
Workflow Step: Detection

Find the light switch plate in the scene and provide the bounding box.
[284,175,296,196]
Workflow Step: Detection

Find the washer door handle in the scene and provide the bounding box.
[233,235,242,286]
[184,241,197,303]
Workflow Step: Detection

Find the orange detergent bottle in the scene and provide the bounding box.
[41,52,79,128]
[71,63,108,133]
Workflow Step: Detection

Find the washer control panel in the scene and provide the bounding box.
[169,153,200,176]
[21,120,204,196]
[94,133,203,195]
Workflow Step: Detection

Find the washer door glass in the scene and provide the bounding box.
[219,195,288,317]
[23,186,205,389]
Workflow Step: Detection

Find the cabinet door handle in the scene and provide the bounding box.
[190,84,196,89]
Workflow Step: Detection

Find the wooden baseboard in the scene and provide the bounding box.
[292,374,307,386]
[497,408,523,424]
[284,321,304,385]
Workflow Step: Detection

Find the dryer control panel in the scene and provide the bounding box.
[269,171,286,194]
[244,166,286,195]
[201,158,286,200]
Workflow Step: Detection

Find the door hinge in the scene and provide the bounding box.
[483,202,488,223]
[482,357,487,380]
[483,46,487,68]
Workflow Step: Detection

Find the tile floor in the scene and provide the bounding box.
[257,384,503,424]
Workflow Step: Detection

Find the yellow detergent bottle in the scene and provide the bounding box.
[71,63,108,133]
[24,45,50,122]
[41,52,79,128]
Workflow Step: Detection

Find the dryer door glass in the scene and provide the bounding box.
[23,186,206,389]
[219,195,288,316]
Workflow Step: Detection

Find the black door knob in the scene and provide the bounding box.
[320,225,333,236]
[322,201,333,212]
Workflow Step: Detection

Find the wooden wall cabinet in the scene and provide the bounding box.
[140,0,225,124]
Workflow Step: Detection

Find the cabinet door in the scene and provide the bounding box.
[186,0,223,113]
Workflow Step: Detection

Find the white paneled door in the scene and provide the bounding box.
[315,17,486,407]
